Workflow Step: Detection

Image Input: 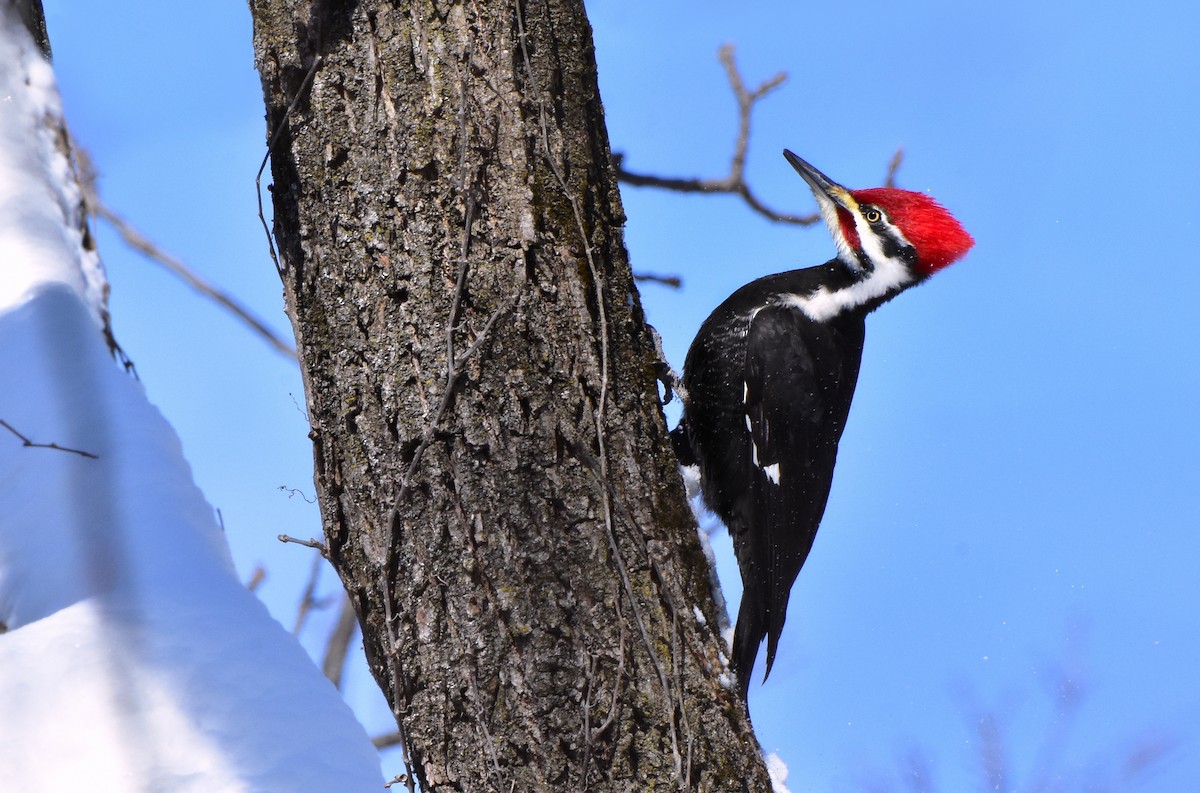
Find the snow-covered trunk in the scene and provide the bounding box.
[0,8,382,791]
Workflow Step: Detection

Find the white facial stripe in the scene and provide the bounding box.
[852,212,889,268]
[856,212,914,266]
[762,463,781,485]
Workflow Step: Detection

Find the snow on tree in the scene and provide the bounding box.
[0,8,382,791]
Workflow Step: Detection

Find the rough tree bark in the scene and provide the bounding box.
[250,1,770,790]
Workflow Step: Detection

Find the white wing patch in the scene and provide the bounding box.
[746,392,780,485]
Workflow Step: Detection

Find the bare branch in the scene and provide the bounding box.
[292,551,333,635]
[614,45,905,224]
[613,45,818,226]
[72,148,299,362]
[1,419,97,459]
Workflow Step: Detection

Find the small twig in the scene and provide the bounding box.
[373,731,405,750]
[386,301,513,527]
[385,178,512,525]
[257,55,324,279]
[884,147,905,188]
[277,534,327,556]
[633,272,683,289]
[1,419,97,459]
[245,565,267,593]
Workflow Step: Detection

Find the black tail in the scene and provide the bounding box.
[730,580,766,702]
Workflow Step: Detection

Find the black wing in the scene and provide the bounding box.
[730,305,863,691]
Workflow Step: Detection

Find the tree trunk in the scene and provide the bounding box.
[249,1,769,789]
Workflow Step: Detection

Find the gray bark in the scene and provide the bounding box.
[249,1,770,789]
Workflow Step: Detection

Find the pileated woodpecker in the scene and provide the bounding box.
[672,150,974,699]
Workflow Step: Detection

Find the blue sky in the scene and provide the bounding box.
[41,1,1200,789]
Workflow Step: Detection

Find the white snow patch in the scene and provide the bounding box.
[679,462,702,501]
[765,752,792,793]
[0,14,382,791]
[762,462,781,485]
[692,605,706,626]
[690,501,732,638]
[0,294,384,793]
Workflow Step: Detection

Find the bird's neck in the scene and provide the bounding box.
[775,257,919,322]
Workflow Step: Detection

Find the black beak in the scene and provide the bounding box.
[783,149,854,209]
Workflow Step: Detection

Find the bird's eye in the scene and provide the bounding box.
[864,208,882,223]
